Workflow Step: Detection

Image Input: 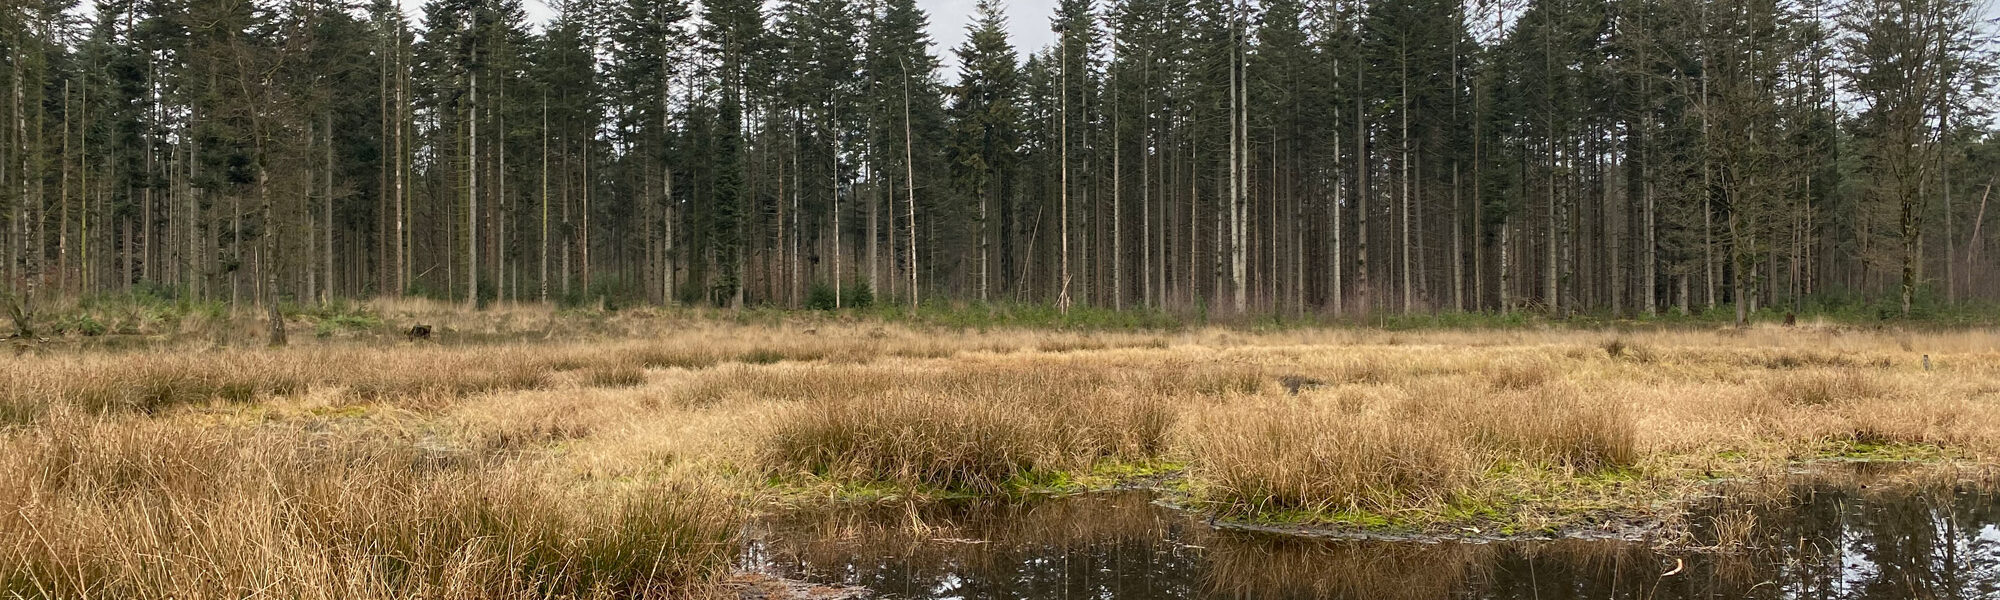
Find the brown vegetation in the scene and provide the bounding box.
[6,309,2000,597]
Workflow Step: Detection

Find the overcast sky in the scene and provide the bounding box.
[410,0,2000,78]
[486,0,1063,73]
[921,0,1061,71]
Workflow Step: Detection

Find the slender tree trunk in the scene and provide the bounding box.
[1059,35,1073,314]
[1472,74,1483,312]
[395,25,408,296]
[306,121,318,304]
[1142,67,1152,308]
[469,74,480,310]
[1498,219,1511,312]
[379,21,390,296]
[58,81,68,297]
[1111,66,1121,311]
[1225,10,1244,314]
[256,132,283,346]
[581,129,591,297]
[1353,45,1370,313]
[1452,164,1463,311]
[496,76,509,304]
[1400,47,1412,314]
[1733,187,1747,327]
[540,96,549,302]
[4,24,17,293]
[323,110,334,303]
[1332,94,1344,316]
[831,102,842,308]
[902,60,918,309]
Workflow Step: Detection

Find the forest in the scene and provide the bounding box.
[0,0,1995,323]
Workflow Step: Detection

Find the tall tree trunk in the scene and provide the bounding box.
[379,21,390,296]
[256,131,283,347]
[469,74,480,310]
[831,102,842,308]
[1226,9,1245,314]
[1452,164,1463,312]
[581,129,591,297]
[57,81,68,297]
[395,26,408,296]
[1400,47,1412,314]
[540,96,549,302]
[1498,219,1511,312]
[1354,67,1368,313]
[902,60,918,309]
[323,110,334,303]
[1111,66,1121,311]
[1059,34,1073,314]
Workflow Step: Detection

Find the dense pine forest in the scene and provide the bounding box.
[1,0,1995,322]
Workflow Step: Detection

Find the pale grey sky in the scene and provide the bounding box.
[492,0,1063,72]
[922,0,1062,72]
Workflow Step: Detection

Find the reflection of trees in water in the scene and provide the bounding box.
[1203,536,1496,600]
[751,479,2000,600]
[1836,486,2000,599]
[1654,474,2000,600]
[755,493,1203,599]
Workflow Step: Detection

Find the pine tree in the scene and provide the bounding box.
[948,0,1021,303]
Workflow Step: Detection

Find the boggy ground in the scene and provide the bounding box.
[5,305,2000,598]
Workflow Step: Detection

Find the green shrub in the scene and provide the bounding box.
[844,281,875,309]
[54,314,107,337]
[806,282,839,311]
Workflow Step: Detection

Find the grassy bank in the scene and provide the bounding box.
[5,314,2000,596]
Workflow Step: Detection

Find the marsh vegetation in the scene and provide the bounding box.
[5,303,2000,598]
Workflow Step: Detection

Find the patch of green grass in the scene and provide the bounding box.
[1236,507,1400,531]
[312,313,384,338]
[1818,441,1956,462]
[1000,469,1082,495]
[764,475,978,504]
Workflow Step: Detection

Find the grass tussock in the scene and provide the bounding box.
[1763,370,1894,406]
[0,417,740,599]
[582,363,649,388]
[1184,399,1476,517]
[1405,383,1638,469]
[1485,356,1557,390]
[762,364,1177,494]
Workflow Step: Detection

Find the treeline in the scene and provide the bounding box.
[1,0,1995,322]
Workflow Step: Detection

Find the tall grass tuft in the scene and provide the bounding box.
[1764,370,1893,406]
[762,365,1177,494]
[0,418,740,599]
[1404,383,1638,469]
[1183,400,1477,517]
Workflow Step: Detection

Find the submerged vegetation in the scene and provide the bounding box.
[6,300,2000,596]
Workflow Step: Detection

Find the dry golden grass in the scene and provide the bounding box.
[759,359,1247,493]
[0,415,740,599]
[8,317,2000,596]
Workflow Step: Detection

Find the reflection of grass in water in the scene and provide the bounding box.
[761,492,1178,576]
[1206,538,1498,600]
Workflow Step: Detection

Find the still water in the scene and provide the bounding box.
[743,472,2000,599]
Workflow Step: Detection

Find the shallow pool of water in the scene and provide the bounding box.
[742,472,2000,599]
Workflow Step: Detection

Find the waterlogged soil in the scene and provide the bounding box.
[740,468,2000,600]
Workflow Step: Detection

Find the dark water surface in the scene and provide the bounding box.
[742,474,2000,599]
